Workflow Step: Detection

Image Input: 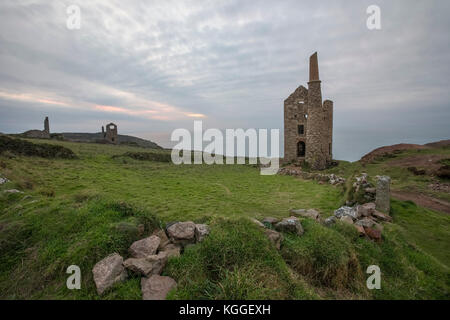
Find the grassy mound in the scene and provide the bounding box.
[0,135,76,159]
[281,219,364,291]
[164,218,315,300]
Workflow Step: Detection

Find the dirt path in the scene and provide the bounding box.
[391,191,450,214]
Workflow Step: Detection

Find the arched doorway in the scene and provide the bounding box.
[297,141,305,157]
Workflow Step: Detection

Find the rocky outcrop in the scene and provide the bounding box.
[141,275,177,300]
[275,217,304,236]
[92,253,128,295]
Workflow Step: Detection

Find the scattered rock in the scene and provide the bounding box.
[262,217,280,225]
[124,252,168,276]
[354,224,366,236]
[129,235,160,258]
[365,187,376,194]
[334,206,358,220]
[355,217,375,228]
[0,177,8,185]
[250,218,265,228]
[375,176,391,213]
[290,208,320,221]
[275,217,304,236]
[195,224,210,242]
[3,189,23,194]
[372,210,393,222]
[166,221,196,246]
[154,229,170,250]
[324,216,336,227]
[264,229,283,250]
[160,243,181,258]
[357,202,376,217]
[141,275,177,300]
[92,253,128,295]
[364,227,382,242]
[340,215,354,225]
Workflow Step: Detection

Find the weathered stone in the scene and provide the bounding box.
[375,176,391,213]
[195,224,210,242]
[264,229,283,250]
[250,218,265,228]
[92,253,127,295]
[3,189,23,194]
[160,243,181,258]
[372,210,393,222]
[334,206,358,220]
[124,252,168,276]
[340,216,354,225]
[354,224,366,236]
[0,177,8,185]
[141,275,177,300]
[275,217,304,236]
[262,217,280,225]
[154,229,170,250]
[357,202,376,217]
[364,227,382,242]
[324,216,336,227]
[355,217,375,228]
[365,188,376,194]
[290,208,320,221]
[129,235,160,258]
[166,221,196,246]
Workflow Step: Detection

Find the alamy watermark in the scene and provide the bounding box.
[366,265,381,289]
[171,121,280,175]
[367,5,381,30]
[66,5,81,30]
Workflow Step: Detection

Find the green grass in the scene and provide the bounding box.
[0,138,449,299]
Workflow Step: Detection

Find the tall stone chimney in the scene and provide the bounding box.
[309,52,320,82]
[44,117,50,134]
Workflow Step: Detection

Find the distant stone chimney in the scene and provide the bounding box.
[44,117,50,134]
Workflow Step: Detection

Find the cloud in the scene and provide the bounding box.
[0,0,449,160]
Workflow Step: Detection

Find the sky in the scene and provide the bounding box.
[0,0,449,161]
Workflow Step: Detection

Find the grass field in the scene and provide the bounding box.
[0,138,449,299]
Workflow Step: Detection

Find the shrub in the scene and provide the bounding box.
[0,136,77,159]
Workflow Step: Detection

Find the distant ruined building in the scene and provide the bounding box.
[23,116,51,139]
[102,123,118,144]
[284,52,333,170]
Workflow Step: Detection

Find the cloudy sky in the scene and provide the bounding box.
[0,0,449,161]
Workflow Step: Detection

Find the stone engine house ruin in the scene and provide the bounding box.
[284,52,333,170]
[102,123,118,144]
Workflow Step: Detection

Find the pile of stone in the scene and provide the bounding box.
[348,173,376,205]
[252,213,308,249]
[277,167,346,186]
[92,221,209,299]
[325,203,392,242]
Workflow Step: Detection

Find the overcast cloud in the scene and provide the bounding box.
[0,0,449,161]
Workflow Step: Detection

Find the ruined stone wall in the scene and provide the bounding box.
[323,100,333,163]
[284,86,308,164]
[105,123,118,144]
